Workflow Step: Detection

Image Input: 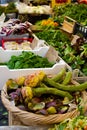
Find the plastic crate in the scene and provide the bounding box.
[0,60,66,90]
[1,38,33,50]
[0,33,30,46]
[0,46,67,90]
[73,22,87,39]
[1,33,49,53]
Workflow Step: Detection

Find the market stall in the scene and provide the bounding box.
[0,1,87,129]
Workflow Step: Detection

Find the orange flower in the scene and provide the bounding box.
[54,22,58,27]
[74,127,79,130]
[41,19,58,28]
[46,19,53,24]
[84,125,87,130]
[41,20,47,26]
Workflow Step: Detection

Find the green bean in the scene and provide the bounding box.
[44,77,87,92]
[62,71,72,85]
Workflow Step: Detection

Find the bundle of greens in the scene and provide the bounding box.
[48,115,87,130]
[0,51,54,69]
[35,29,70,52]
[0,6,6,16]
[5,2,18,14]
[53,3,87,26]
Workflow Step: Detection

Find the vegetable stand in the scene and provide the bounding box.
[0,2,87,128]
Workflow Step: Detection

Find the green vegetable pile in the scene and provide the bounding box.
[1,51,54,69]
[35,29,87,75]
[0,2,18,15]
[34,3,87,75]
[48,115,87,130]
[0,6,5,16]
[35,29,70,51]
[53,3,87,26]
[5,2,18,14]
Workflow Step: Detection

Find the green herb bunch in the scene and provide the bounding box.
[5,2,18,14]
[5,51,54,69]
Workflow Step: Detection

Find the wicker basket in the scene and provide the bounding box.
[1,81,87,126]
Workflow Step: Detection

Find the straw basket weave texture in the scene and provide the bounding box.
[1,80,87,126]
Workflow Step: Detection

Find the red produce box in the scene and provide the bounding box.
[2,37,33,50]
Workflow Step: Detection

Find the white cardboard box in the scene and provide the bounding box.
[1,33,49,57]
[0,45,49,62]
[0,61,66,90]
[0,46,68,90]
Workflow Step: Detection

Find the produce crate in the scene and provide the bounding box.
[0,33,29,46]
[1,29,49,50]
[73,22,87,39]
[0,19,33,45]
[2,38,33,50]
[60,16,76,37]
[0,32,49,57]
[0,46,68,90]
[1,36,48,52]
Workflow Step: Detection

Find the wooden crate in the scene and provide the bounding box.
[60,16,76,37]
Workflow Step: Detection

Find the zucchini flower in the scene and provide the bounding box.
[6,79,18,91]
[38,71,46,81]
[16,76,25,86]
[24,71,46,88]
[21,86,33,100]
